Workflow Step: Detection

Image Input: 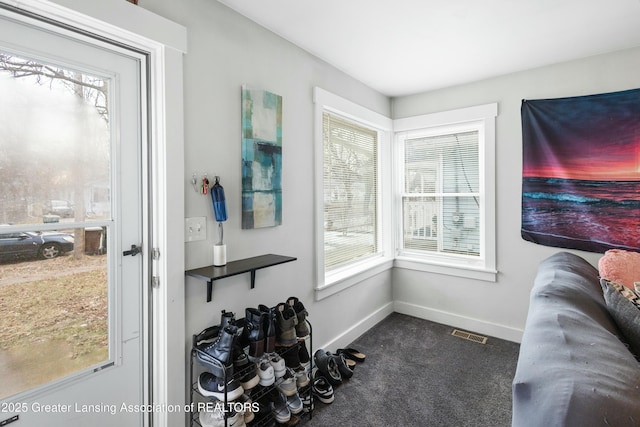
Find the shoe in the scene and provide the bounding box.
[198,372,244,401]
[332,351,353,379]
[276,368,298,397]
[285,393,303,415]
[258,304,277,354]
[198,406,225,427]
[269,353,286,378]
[258,360,275,386]
[234,351,260,390]
[298,341,310,372]
[199,404,244,427]
[313,349,342,386]
[277,413,300,426]
[337,347,366,363]
[196,325,238,378]
[220,309,236,330]
[241,308,265,358]
[286,297,309,338]
[238,393,254,424]
[300,392,314,413]
[293,367,309,388]
[267,389,291,423]
[312,376,334,404]
[275,302,298,346]
[277,342,301,370]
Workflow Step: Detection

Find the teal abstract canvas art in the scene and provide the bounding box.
[241,85,283,229]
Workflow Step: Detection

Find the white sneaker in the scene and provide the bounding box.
[269,354,286,378]
[258,360,275,386]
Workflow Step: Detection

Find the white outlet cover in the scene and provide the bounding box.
[185,217,207,242]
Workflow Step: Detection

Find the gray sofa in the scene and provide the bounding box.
[512,252,640,427]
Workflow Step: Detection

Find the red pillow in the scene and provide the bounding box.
[599,249,640,290]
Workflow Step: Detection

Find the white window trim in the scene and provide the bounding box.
[393,103,498,282]
[313,87,394,300]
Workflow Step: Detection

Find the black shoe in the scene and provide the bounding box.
[241,308,265,358]
[220,309,236,330]
[258,304,277,354]
[196,325,238,378]
[331,351,353,379]
[277,342,301,370]
[198,372,244,401]
[234,350,260,390]
[313,349,342,386]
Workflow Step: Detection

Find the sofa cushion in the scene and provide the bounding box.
[598,249,640,290]
[513,252,640,427]
[601,278,640,358]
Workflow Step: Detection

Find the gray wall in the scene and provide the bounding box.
[392,46,640,341]
[137,0,393,354]
[141,0,640,353]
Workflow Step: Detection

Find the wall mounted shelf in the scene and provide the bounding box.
[185,254,297,302]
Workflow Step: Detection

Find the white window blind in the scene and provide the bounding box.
[402,130,480,257]
[323,112,379,270]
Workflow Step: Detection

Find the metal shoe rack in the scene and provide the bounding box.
[189,318,314,427]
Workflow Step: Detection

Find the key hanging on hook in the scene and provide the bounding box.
[202,175,210,195]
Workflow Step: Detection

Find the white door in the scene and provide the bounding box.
[0,8,147,427]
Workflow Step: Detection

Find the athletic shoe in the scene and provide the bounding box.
[234,351,260,390]
[199,404,244,427]
[267,389,291,423]
[313,349,342,386]
[198,372,244,401]
[238,393,254,424]
[286,392,303,415]
[276,368,298,397]
[293,367,309,388]
[312,376,334,404]
[258,359,275,386]
[269,353,286,378]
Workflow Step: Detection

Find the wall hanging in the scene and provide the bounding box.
[241,85,283,229]
[521,88,640,253]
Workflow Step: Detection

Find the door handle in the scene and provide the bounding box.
[123,244,142,257]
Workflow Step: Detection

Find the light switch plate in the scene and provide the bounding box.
[185,217,207,242]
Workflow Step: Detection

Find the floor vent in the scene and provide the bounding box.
[451,329,488,344]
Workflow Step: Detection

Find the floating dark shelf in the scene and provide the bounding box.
[185,254,297,302]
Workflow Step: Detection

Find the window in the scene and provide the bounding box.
[314,87,393,298]
[323,112,379,270]
[394,103,497,281]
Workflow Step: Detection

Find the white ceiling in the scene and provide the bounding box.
[218,0,640,97]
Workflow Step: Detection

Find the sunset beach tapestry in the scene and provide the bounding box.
[521,89,640,253]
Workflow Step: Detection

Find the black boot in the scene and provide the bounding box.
[259,304,276,354]
[242,307,265,358]
[197,324,238,378]
[220,310,235,329]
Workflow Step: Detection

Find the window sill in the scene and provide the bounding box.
[394,256,497,282]
[315,256,394,301]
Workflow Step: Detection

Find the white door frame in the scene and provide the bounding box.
[0,1,187,426]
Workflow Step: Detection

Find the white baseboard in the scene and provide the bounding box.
[316,302,394,352]
[394,300,524,343]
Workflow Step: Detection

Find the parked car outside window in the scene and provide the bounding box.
[0,230,74,261]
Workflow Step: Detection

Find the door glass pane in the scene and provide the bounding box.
[0,51,111,400]
[0,52,111,225]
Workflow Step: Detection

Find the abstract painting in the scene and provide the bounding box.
[241,86,283,229]
[521,88,640,253]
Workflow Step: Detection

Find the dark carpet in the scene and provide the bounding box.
[306,313,519,427]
